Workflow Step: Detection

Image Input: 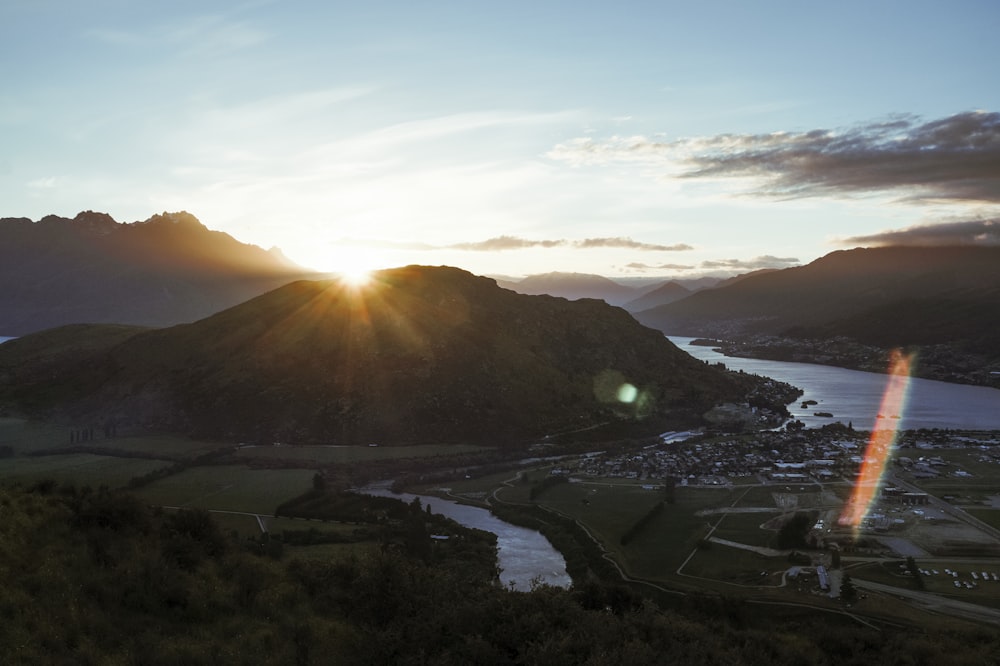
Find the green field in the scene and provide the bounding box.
[710,511,781,548]
[232,442,487,465]
[965,508,1000,530]
[0,453,170,489]
[681,541,783,585]
[905,448,1000,501]
[850,559,1000,608]
[527,481,733,581]
[0,417,73,454]
[131,465,315,514]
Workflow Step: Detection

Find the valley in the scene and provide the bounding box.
[4,411,1000,632]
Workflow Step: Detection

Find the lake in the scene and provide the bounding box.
[359,482,571,591]
[669,336,1000,431]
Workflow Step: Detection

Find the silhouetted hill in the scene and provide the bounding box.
[501,272,640,306]
[634,246,1000,379]
[0,211,317,336]
[0,266,787,446]
[622,281,691,312]
[713,268,780,289]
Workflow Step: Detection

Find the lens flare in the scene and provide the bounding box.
[838,349,914,530]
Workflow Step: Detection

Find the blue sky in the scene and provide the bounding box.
[3,1,999,278]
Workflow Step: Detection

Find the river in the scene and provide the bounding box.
[359,482,572,591]
[669,336,1000,431]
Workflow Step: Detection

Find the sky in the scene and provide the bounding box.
[3,1,999,280]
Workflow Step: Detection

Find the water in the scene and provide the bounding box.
[359,483,571,591]
[0,337,14,345]
[669,336,1000,431]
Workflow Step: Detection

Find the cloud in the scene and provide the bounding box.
[576,237,693,251]
[448,236,566,251]
[447,235,691,252]
[624,262,695,271]
[838,218,1000,247]
[699,255,799,270]
[549,111,1000,203]
[335,235,692,253]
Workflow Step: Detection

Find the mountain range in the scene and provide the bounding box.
[0,211,317,336]
[494,272,717,309]
[632,246,1000,384]
[0,266,779,446]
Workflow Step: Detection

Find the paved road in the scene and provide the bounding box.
[853,578,1000,626]
[887,472,1000,543]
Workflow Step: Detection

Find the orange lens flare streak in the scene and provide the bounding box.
[838,350,913,529]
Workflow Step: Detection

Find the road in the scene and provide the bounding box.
[887,471,1000,543]
[853,578,1000,626]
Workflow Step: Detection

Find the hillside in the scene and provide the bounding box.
[633,246,1000,383]
[0,266,791,446]
[499,271,640,306]
[0,211,317,336]
[622,281,691,312]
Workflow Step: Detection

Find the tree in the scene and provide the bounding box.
[905,556,925,590]
[840,572,858,604]
[776,512,813,550]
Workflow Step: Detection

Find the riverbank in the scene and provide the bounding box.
[704,335,1000,389]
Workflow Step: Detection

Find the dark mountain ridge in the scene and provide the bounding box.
[634,245,1000,383]
[0,266,790,446]
[497,271,640,306]
[623,281,691,312]
[496,271,722,311]
[0,210,317,336]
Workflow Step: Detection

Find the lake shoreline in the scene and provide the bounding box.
[693,335,1000,390]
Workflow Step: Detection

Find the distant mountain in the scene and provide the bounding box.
[500,272,640,306]
[0,211,318,336]
[633,246,1000,376]
[0,266,785,446]
[712,268,779,289]
[622,281,691,312]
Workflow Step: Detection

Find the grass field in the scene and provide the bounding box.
[531,481,732,581]
[905,448,1000,501]
[710,511,781,548]
[232,442,488,465]
[131,465,315,514]
[965,508,1000,530]
[849,559,1000,608]
[681,541,782,585]
[0,453,170,489]
[0,417,72,454]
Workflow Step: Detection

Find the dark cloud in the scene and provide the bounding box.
[448,235,691,252]
[839,218,1000,246]
[683,111,1000,202]
[699,255,799,270]
[551,111,1000,203]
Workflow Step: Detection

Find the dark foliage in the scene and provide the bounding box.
[776,511,815,550]
[1,482,999,665]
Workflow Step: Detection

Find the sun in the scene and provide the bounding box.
[290,244,387,285]
[329,249,387,288]
[339,265,374,287]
